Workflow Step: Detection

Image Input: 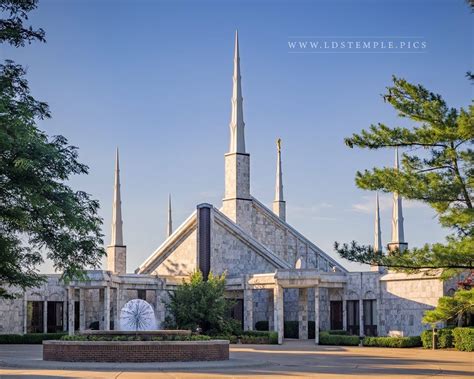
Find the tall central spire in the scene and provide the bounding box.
[111,148,123,246]
[388,147,408,252]
[229,30,246,153]
[273,138,286,221]
[222,31,252,233]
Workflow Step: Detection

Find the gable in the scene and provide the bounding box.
[251,197,347,273]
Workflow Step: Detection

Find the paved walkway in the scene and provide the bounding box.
[0,340,472,378]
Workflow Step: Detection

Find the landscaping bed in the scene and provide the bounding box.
[362,336,422,348]
[421,327,474,352]
[0,333,66,344]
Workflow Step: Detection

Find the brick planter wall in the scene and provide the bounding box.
[43,340,229,362]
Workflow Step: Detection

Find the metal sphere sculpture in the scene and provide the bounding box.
[119,299,157,331]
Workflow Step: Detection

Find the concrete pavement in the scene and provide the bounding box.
[0,340,472,378]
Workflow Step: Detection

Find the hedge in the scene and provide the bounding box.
[213,331,278,344]
[452,327,474,352]
[0,333,66,344]
[61,334,211,342]
[363,336,422,348]
[319,332,359,346]
[421,328,454,349]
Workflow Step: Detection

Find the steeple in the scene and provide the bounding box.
[222,31,252,233]
[229,30,246,154]
[371,192,383,272]
[374,192,381,253]
[388,147,408,252]
[107,148,127,274]
[111,148,123,246]
[167,193,173,237]
[272,138,286,221]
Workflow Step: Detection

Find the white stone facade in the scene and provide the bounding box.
[0,32,462,343]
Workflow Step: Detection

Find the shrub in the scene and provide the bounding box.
[0,333,66,344]
[452,327,474,352]
[328,330,348,335]
[255,321,269,331]
[211,331,278,344]
[60,334,212,342]
[421,328,454,349]
[284,321,299,338]
[319,332,359,346]
[166,271,230,334]
[363,336,422,348]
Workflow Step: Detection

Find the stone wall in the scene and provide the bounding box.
[155,229,197,276]
[250,201,339,273]
[379,273,444,336]
[211,222,277,278]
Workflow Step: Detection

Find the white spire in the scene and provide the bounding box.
[391,147,405,244]
[374,192,382,252]
[272,138,286,221]
[229,30,246,153]
[167,193,173,237]
[274,138,284,202]
[110,148,123,246]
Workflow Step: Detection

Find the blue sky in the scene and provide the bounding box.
[1,0,472,272]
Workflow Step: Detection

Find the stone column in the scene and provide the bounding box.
[268,289,274,331]
[298,288,308,339]
[115,287,121,331]
[155,289,168,330]
[43,299,48,333]
[79,289,86,332]
[67,287,75,336]
[23,293,28,334]
[314,286,320,345]
[342,288,347,331]
[273,285,284,344]
[62,300,67,332]
[243,287,253,331]
[359,298,364,337]
[104,286,110,331]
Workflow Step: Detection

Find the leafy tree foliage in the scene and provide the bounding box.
[0,0,45,46]
[165,271,238,334]
[423,289,474,327]
[334,75,473,279]
[0,0,105,298]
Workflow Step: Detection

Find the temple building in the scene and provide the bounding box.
[0,32,462,343]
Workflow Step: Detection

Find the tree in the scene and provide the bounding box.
[0,0,105,298]
[334,75,473,280]
[165,271,238,334]
[423,289,474,327]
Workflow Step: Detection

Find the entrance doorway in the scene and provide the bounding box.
[47,301,64,333]
[330,301,343,330]
[346,300,359,335]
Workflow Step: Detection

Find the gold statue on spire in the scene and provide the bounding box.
[276,138,281,152]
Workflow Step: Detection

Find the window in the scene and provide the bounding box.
[27,301,44,333]
[137,289,146,300]
[346,300,359,335]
